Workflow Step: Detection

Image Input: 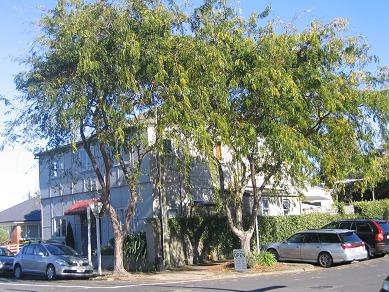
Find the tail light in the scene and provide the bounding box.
[372,221,385,241]
[341,242,365,249]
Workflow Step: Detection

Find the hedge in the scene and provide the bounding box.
[169,212,355,261]
[354,199,389,220]
[169,199,389,262]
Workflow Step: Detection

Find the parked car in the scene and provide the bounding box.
[13,242,93,280]
[0,247,14,274]
[322,219,389,257]
[265,229,367,268]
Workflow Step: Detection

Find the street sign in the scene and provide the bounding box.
[233,249,247,272]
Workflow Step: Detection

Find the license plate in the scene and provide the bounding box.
[76,269,85,273]
[387,235,389,239]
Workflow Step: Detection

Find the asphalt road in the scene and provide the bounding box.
[0,256,388,292]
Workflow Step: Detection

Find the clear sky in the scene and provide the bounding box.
[0,0,388,212]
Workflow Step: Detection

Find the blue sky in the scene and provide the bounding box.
[0,0,388,212]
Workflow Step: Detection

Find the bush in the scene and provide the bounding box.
[248,251,277,268]
[0,228,9,244]
[101,245,114,255]
[354,199,389,219]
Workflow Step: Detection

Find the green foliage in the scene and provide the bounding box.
[354,199,389,219]
[169,213,357,260]
[247,251,277,268]
[0,227,9,244]
[65,222,75,249]
[122,232,147,267]
[169,216,240,261]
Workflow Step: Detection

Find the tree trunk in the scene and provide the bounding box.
[112,224,127,275]
[236,230,254,257]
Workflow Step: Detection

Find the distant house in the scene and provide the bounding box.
[0,197,41,243]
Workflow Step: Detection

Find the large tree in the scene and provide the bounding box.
[3,0,184,274]
[161,1,389,256]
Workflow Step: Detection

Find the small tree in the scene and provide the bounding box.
[65,222,75,249]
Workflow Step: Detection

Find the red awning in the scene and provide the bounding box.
[64,199,100,215]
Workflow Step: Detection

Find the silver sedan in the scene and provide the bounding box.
[13,243,93,280]
[265,229,367,268]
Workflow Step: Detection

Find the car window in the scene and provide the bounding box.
[3,248,14,256]
[323,222,339,229]
[34,245,48,256]
[287,233,305,243]
[339,232,362,243]
[0,248,4,256]
[378,222,389,232]
[318,233,340,243]
[46,244,78,256]
[338,222,352,229]
[356,223,373,233]
[23,245,34,255]
[304,233,319,243]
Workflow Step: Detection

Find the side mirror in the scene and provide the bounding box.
[38,252,45,257]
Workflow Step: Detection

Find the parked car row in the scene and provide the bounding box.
[0,242,93,280]
[265,219,389,268]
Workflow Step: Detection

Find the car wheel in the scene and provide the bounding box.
[267,249,279,261]
[14,264,23,279]
[318,252,333,268]
[46,264,56,281]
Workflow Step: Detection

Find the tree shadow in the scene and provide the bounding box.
[155,284,287,291]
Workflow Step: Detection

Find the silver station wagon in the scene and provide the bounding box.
[265,229,367,268]
[13,242,93,280]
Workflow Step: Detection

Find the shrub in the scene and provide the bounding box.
[354,199,389,219]
[65,223,75,249]
[247,252,277,268]
[101,245,114,255]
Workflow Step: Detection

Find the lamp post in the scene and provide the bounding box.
[89,201,103,276]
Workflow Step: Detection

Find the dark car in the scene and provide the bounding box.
[0,247,15,274]
[322,219,389,257]
[13,242,93,280]
[265,229,367,268]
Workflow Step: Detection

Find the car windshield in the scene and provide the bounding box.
[45,244,79,256]
[339,232,361,243]
[379,222,389,232]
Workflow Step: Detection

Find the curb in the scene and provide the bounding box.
[91,264,316,283]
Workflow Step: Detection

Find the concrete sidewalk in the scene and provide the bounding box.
[92,262,315,283]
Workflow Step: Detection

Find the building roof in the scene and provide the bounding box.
[0,197,41,224]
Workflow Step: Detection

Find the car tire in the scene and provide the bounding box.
[46,264,56,281]
[267,249,279,261]
[318,252,333,268]
[14,264,23,279]
[365,245,373,260]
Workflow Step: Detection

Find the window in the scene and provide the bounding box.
[287,233,305,243]
[304,233,319,243]
[23,245,34,255]
[283,199,290,215]
[77,149,93,171]
[261,197,269,215]
[339,222,354,230]
[53,217,67,237]
[356,223,373,233]
[34,245,48,256]
[51,156,64,178]
[318,233,340,243]
[21,225,40,240]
